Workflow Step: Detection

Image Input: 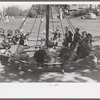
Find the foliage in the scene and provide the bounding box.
[28,5,45,18]
[5,6,22,16]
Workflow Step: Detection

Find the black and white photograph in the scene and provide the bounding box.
[0,1,99,83]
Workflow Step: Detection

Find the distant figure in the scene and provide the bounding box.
[51,25,61,46]
[5,15,9,23]
[12,16,15,21]
[41,26,53,41]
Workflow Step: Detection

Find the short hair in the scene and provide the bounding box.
[87,33,92,38]
[48,41,54,48]
[75,28,79,31]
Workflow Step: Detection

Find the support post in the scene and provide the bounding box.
[45,5,49,47]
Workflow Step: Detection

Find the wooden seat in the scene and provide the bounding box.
[43,62,62,66]
[19,60,30,64]
[43,62,64,74]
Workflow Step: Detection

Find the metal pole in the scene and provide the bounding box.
[45,5,49,47]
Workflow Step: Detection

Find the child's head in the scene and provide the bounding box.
[87,33,92,39]
[7,29,13,36]
[82,31,87,38]
[48,41,54,48]
[75,28,79,33]
[65,26,69,31]
[15,29,20,34]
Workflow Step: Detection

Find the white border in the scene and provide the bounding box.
[0,1,100,98]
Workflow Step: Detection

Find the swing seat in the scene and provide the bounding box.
[19,60,30,64]
[43,62,64,74]
[43,62,62,66]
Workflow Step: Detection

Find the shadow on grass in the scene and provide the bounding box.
[0,45,100,82]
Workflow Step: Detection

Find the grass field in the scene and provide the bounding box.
[0,16,100,82]
[1,16,100,36]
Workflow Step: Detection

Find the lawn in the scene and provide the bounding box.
[1,16,100,36]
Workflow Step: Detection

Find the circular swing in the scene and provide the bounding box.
[9,5,77,73]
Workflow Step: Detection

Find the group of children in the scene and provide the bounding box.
[0,25,96,70]
[60,26,93,63]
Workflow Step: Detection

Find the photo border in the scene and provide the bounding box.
[0,0,100,99]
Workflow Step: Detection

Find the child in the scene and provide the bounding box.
[71,28,81,50]
[7,29,13,44]
[73,28,81,44]
[59,42,69,62]
[64,26,73,48]
[46,42,57,63]
[82,31,87,39]
[34,45,46,65]
[12,29,20,45]
[0,28,5,36]
[14,38,31,61]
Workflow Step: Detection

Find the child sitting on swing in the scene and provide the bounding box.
[34,45,47,68]
[14,38,31,61]
[46,42,57,63]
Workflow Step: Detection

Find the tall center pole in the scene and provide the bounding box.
[45,5,49,47]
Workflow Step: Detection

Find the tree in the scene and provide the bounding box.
[5,6,22,16]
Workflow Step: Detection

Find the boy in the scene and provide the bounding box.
[64,26,73,48]
[34,45,46,68]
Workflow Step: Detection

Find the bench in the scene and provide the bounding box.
[43,62,64,74]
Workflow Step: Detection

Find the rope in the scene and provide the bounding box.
[68,17,75,30]
[65,16,74,34]
[57,7,65,36]
[18,5,34,31]
[50,6,55,32]
[30,15,38,33]
[65,16,75,34]
[35,6,44,49]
